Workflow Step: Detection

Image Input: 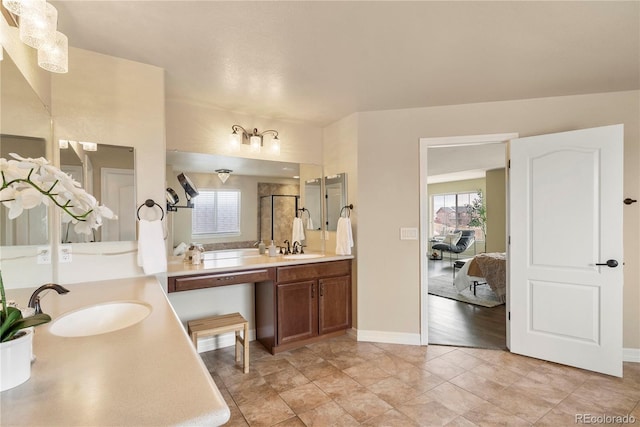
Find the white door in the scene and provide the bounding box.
[509,124,623,377]
[101,168,135,242]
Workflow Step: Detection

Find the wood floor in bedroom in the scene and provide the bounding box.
[427,257,507,350]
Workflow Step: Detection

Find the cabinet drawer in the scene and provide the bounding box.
[171,268,274,292]
[277,260,351,283]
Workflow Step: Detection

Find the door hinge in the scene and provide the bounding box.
[508,160,511,168]
[508,236,511,245]
[508,311,511,320]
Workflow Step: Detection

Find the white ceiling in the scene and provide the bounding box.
[52,1,639,127]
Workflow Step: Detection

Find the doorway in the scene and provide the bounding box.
[419,133,518,349]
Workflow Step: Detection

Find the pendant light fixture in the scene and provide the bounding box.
[215,169,232,184]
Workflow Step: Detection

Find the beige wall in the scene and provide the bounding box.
[323,113,359,327]
[166,99,323,166]
[52,48,166,284]
[356,90,640,349]
[485,168,506,253]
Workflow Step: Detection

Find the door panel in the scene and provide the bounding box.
[319,276,351,335]
[276,281,318,345]
[510,124,623,377]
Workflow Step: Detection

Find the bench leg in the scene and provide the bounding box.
[235,330,241,363]
[243,322,249,373]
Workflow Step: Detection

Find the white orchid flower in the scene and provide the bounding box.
[1,155,117,234]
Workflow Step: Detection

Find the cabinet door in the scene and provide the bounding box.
[318,275,351,335]
[277,281,318,345]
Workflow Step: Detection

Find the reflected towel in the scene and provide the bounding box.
[137,219,167,275]
[292,217,305,243]
[335,217,353,255]
[307,218,314,230]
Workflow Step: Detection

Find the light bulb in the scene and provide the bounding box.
[38,31,68,73]
[20,1,57,49]
[271,136,281,155]
[229,130,241,150]
[250,135,261,152]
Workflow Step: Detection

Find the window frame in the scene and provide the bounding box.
[191,188,242,237]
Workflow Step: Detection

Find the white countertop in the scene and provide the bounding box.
[1,276,230,426]
[168,251,354,277]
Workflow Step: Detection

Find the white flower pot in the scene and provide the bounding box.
[0,329,33,392]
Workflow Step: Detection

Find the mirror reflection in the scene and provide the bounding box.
[303,178,322,231]
[166,151,322,251]
[60,142,135,243]
[1,54,51,246]
[325,173,348,231]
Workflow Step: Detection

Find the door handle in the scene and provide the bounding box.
[595,259,619,268]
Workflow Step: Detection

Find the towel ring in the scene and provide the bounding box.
[137,199,165,220]
[297,207,310,219]
[340,204,354,218]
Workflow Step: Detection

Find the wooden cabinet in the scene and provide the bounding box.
[257,260,352,353]
[276,281,317,345]
[169,259,352,354]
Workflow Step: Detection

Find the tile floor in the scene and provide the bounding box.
[201,335,640,426]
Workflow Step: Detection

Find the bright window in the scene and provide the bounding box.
[192,189,241,235]
[431,191,483,239]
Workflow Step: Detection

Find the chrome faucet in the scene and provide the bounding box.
[283,240,291,255]
[28,284,70,315]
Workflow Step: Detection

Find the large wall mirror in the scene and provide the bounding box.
[60,142,135,243]
[325,173,348,231]
[1,54,52,246]
[166,151,323,250]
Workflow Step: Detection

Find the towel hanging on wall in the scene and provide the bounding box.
[335,217,353,255]
[137,219,167,274]
[292,217,305,243]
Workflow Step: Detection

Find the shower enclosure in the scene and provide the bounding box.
[259,195,299,246]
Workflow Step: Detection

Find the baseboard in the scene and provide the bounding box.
[623,347,640,363]
[355,328,421,346]
[195,329,256,353]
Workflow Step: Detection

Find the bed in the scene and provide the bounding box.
[453,252,507,302]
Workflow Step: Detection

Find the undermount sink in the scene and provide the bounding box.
[282,254,325,260]
[50,301,152,337]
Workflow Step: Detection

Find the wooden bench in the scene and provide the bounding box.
[187,312,249,373]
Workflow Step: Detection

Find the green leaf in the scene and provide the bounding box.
[5,313,51,335]
[0,307,23,342]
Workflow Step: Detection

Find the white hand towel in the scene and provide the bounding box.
[306,217,314,230]
[137,219,167,275]
[292,217,305,243]
[335,217,354,255]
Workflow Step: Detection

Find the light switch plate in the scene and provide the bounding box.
[400,227,418,240]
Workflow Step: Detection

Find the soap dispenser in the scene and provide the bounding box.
[268,240,277,257]
[258,240,266,254]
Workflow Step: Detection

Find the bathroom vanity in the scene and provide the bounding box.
[1,276,229,426]
[168,254,353,353]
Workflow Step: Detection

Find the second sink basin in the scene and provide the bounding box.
[50,301,152,338]
[282,254,325,260]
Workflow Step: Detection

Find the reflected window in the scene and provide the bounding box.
[192,189,241,235]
